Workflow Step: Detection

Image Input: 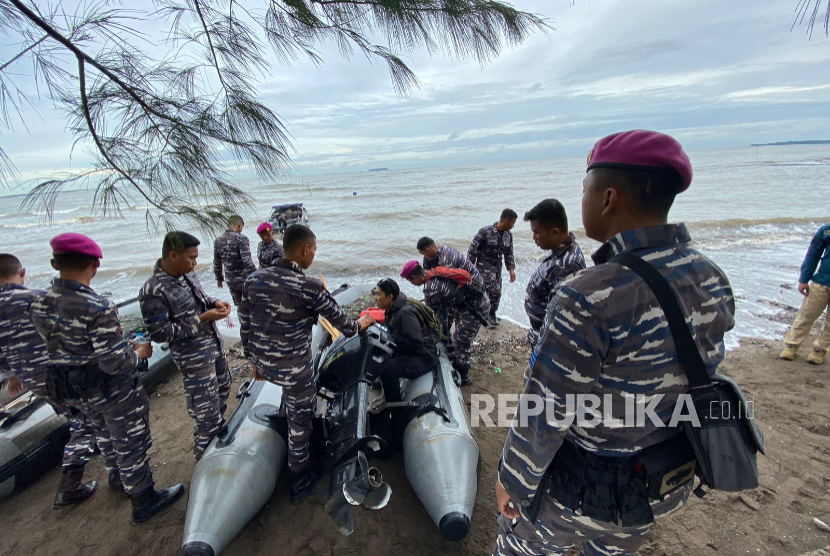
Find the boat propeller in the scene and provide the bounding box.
[325,451,392,536]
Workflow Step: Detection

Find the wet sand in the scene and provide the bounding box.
[2,322,830,555]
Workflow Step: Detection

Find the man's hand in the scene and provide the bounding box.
[251,361,264,381]
[495,479,520,519]
[357,315,376,333]
[509,269,516,283]
[217,280,224,289]
[799,282,810,297]
[200,305,231,322]
[132,341,154,360]
[215,300,231,311]
[8,376,23,396]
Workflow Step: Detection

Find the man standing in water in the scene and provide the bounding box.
[214,215,256,311]
[493,131,735,556]
[468,209,518,327]
[240,225,374,503]
[139,231,232,460]
[779,223,830,365]
[30,233,184,523]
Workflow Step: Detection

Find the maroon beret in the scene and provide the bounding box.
[400,260,421,279]
[256,222,272,234]
[50,233,103,259]
[586,130,692,193]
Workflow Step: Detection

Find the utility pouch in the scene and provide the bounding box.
[46,362,112,400]
[609,252,764,493]
[636,431,697,499]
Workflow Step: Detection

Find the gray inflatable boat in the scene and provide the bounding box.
[179,283,479,556]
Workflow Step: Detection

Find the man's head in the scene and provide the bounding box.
[416,237,438,261]
[49,233,103,279]
[283,225,316,269]
[400,260,425,287]
[228,215,244,233]
[374,278,400,310]
[497,208,518,232]
[0,254,24,285]
[161,231,200,276]
[582,130,691,242]
[256,222,274,244]
[524,199,570,251]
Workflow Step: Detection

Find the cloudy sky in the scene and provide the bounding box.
[3,0,830,184]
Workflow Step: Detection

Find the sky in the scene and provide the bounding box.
[2,0,830,185]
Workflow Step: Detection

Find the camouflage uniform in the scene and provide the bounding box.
[495,224,735,556]
[213,229,256,307]
[422,245,490,372]
[139,261,231,459]
[423,274,490,373]
[524,233,586,348]
[257,238,284,269]
[468,224,515,315]
[0,283,109,470]
[30,278,156,496]
[239,259,359,472]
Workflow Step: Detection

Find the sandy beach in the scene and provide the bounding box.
[2,320,830,556]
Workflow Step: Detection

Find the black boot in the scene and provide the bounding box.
[108,469,126,494]
[487,313,499,327]
[131,484,185,524]
[290,464,323,504]
[53,465,97,508]
[454,367,473,387]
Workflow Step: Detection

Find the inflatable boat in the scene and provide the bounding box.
[0,297,177,500]
[179,283,479,556]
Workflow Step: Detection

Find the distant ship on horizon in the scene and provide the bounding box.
[367,167,389,172]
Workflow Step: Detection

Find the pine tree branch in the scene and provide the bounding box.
[0,34,47,73]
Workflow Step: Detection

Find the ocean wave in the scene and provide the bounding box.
[0,207,83,220]
[1,216,96,229]
[686,216,824,234]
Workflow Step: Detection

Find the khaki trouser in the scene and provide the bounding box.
[784,282,830,352]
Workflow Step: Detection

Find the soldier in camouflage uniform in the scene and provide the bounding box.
[415,237,490,384]
[213,215,256,309]
[256,222,284,268]
[0,253,110,507]
[523,199,586,349]
[468,209,518,327]
[494,131,735,556]
[240,225,374,503]
[401,259,489,386]
[139,232,232,460]
[30,233,184,524]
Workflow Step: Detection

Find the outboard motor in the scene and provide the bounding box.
[317,324,395,535]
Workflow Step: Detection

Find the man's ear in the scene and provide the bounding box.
[50,259,59,271]
[93,259,101,270]
[601,187,618,217]
[20,267,26,279]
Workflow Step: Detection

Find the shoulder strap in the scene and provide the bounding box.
[609,252,711,389]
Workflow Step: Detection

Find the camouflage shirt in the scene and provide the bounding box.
[30,278,140,378]
[467,223,515,271]
[239,258,358,381]
[524,233,586,331]
[139,260,223,371]
[213,230,256,286]
[423,245,483,285]
[0,284,50,391]
[257,238,284,269]
[500,224,735,508]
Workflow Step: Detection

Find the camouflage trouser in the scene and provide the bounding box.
[493,484,690,556]
[181,351,232,459]
[62,408,117,469]
[280,367,316,473]
[479,263,503,314]
[227,282,244,308]
[451,295,491,371]
[68,384,155,495]
[526,317,543,349]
